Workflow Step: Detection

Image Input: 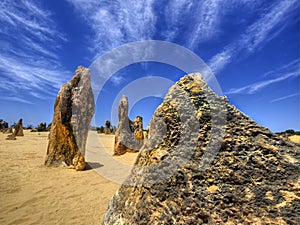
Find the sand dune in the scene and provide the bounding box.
[0,130,137,224]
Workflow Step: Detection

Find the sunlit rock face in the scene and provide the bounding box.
[104,73,299,225]
[45,66,95,171]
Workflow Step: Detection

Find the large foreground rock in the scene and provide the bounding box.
[114,96,144,155]
[104,74,299,224]
[45,66,95,171]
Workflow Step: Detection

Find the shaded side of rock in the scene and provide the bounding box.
[104,73,299,225]
[45,66,95,171]
[114,96,144,156]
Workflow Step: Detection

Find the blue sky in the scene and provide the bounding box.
[0,0,299,132]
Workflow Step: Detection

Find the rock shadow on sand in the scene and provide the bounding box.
[85,162,103,170]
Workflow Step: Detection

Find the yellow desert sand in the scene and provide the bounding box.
[288,135,300,143]
[0,130,137,224]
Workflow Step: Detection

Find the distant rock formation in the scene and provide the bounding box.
[104,120,111,134]
[114,96,144,156]
[37,122,47,132]
[15,119,24,136]
[0,119,8,132]
[45,66,95,171]
[4,127,12,134]
[6,118,24,140]
[132,116,144,139]
[104,74,299,224]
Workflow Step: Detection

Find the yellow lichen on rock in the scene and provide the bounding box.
[135,131,144,139]
[280,190,300,202]
[207,185,219,194]
[258,141,278,152]
[265,191,274,200]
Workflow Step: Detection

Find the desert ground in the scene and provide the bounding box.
[1,130,299,224]
[288,135,300,143]
[0,130,137,224]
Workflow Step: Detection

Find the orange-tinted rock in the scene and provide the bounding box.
[45,66,95,170]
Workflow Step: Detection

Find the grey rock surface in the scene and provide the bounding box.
[104,73,299,225]
[45,66,95,171]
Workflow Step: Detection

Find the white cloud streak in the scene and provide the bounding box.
[226,72,298,94]
[68,0,244,56]
[0,0,70,104]
[226,60,299,95]
[270,93,299,103]
[0,96,34,105]
[67,0,156,56]
[209,0,298,74]
[186,0,222,49]
[69,0,292,62]
[208,50,232,75]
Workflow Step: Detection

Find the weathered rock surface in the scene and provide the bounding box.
[104,73,299,224]
[45,66,95,171]
[114,96,144,155]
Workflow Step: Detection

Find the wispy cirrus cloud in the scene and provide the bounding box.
[0,0,69,104]
[226,60,299,95]
[226,72,298,94]
[68,0,254,56]
[64,0,297,78]
[270,93,299,103]
[209,0,298,74]
[0,96,34,105]
[67,0,156,56]
[163,0,222,48]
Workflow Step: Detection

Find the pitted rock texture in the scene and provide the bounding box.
[45,66,95,171]
[104,73,299,225]
[114,96,144,156]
